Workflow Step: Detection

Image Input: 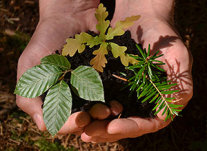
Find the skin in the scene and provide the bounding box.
[16,0,193,142]
[81,0,193,143]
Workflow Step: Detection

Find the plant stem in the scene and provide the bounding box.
[58,69,72,81]
[149,79,174,115]
[112,74,128,82]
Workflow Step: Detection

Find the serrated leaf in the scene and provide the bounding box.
[62,32,94,56]
[90,42,108,72]
[14,64,62,98]
[106,15,140,40]
[95,3,110,38]
[41,54,71,70]
[43,80,72,136]
[70,66,104,101]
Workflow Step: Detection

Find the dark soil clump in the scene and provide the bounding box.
[64,30,155,118]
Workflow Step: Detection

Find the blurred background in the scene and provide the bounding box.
[0,0,207,150]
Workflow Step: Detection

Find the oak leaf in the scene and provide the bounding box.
[110,42,138,66]
[106,15,141,40]
[95,3,110,39]
[90,43,108,72]
[62,32,94,56]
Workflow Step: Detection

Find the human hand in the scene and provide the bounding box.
[81,0,193,143]
[16,0,100,134]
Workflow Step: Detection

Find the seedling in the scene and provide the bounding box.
[14,3,183,136]
[62,4,140,72]
[125,44,182,121]
[15,54,104,135]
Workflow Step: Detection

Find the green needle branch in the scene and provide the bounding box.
[125,44,183,121]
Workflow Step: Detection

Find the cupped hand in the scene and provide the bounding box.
[16,0,100,134]
[81,0,193,143]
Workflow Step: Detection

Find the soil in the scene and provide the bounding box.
[62,30,155,118]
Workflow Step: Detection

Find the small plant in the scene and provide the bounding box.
[125,44,183,121]
[14,3,183,136]
[62,4,140,72]
[15,54,104,135]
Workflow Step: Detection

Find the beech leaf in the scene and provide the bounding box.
[95,3,110,38]
[43,80,72,136]
[14,64,62,98]
[41,54,71,70]
[106,15,141,40]
[70,66,104,102]
[90,42,108,72]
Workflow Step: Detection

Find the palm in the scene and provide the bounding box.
[112,14,193,116]
[130,18,193,110]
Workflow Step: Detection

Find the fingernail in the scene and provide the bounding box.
[33,114,44,131]
[110,101,123,116]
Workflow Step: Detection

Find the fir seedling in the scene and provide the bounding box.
[62,4,140,72]
[15,54,104,135]
[126,44,183,121]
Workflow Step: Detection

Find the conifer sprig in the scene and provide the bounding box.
[126,44,182,121]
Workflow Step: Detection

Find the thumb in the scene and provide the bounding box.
[106,118,140,138]
[16,96,46,131]
[107,117,171,137]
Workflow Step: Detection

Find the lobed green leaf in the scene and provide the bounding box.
[62,32,96,57]
[106,15,140,40]
[95,3,110,39]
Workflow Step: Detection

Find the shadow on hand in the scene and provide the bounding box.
[136,25,179,54]
[165,59,193,104]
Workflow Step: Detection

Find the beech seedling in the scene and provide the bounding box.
[15,54,104,135]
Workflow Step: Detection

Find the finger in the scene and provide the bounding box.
[82,120,125,143]
[109,100,123,116]
[81,134,120,143]
[107,117,170,137]
[58,111,91,134]
[16,95,46,131]
[106,118,140,138]
[84,120,109,136]
[89,103,111,120]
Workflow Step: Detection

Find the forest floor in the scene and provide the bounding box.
[0,0,207,151]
